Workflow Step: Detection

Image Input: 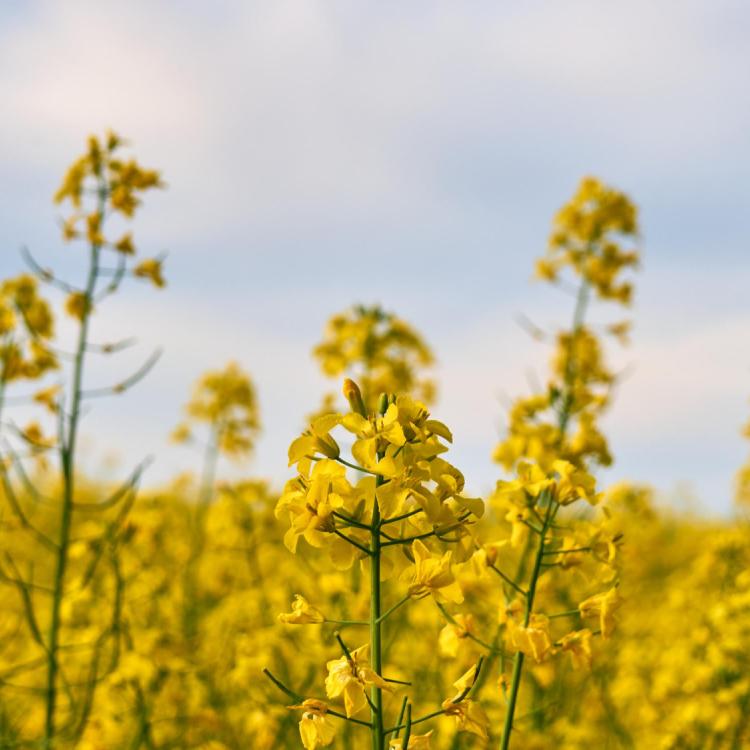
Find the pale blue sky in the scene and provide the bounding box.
[1,1,749,513]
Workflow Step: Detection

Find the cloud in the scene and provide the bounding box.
[2,0,749,244]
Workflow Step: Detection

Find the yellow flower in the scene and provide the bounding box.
[114,232,135,255]
[579,586,623,638]
[551,459,599,505]
[440,699,488,740]
[64,291,91,321]
[86,211,105,245]
[20,421,55,449]
[275,460,349,553]
[315,305,435,413]
[342,401,406,475]
[407,539,463,604]
[62,215,79,241]
[278,595,325,625]
[325,645,392,717]
[134,258,166,288]
[288,414,341,468]
[451,663,481,695]
[506,614,554,663]
[288,700,336,750]
[170,424,192,443]
[495,461,552,505]
[389,731,432,749]
[559,628,594,670]
[438,614,475,658]
[33,385,61,414]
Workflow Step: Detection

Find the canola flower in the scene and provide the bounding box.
[270,378,485,749]
[430,177,640,749]
[0,131,165,749]
[313,305,435,415]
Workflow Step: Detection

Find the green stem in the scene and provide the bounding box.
[494,273,591,747]
[183,424,220,641]
[558,278,590,438]
[198,423,220,508]
[370,476,385,750]
[376,595,410,624]
[44,189,104,749]
[499,494,556,750]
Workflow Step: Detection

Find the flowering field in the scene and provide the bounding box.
[0,132,747,750]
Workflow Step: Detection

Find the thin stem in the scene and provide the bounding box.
[381,530,435,546]
[370,470,385,750]
[333,528,372,557]
[262,668,373,728]
[435,602,502,654]
[325,618,369,627]
[402,704,412,749]
[542,546,590,556]
[183,424,220,641]
[380,509,424,525]
[332,511,371,530]
[394,696,408,739]
[547,609,580,620]
[499,493,557,750]
[375,595,410,625]
[336,456,380,476]
[44,183,105,749]
[488,564,528,597]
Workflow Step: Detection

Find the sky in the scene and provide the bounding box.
[0,1,749,514]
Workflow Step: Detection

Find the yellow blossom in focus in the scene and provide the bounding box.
[407,539,463,604]
[288,700,336,750]
[325,645,392,717]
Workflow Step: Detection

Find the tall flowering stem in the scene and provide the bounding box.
[272,378,487,749]
[38,132,164,747]
[371,453,385,747]
[490,177,639,748]
[171,362,260,639]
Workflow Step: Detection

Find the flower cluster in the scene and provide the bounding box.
[54,129,166,298]
[313,305,435,414]
[173,361,261,460]
[494,177,640,472]
[0,274,57,383]
[272,378,485,748]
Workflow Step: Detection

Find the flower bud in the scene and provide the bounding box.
[377,392,389,416]
[343,378,366,417]
[315,434,340,460]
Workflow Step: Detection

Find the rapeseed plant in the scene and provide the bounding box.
[270,379,485,749]
[0,131,164,748]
